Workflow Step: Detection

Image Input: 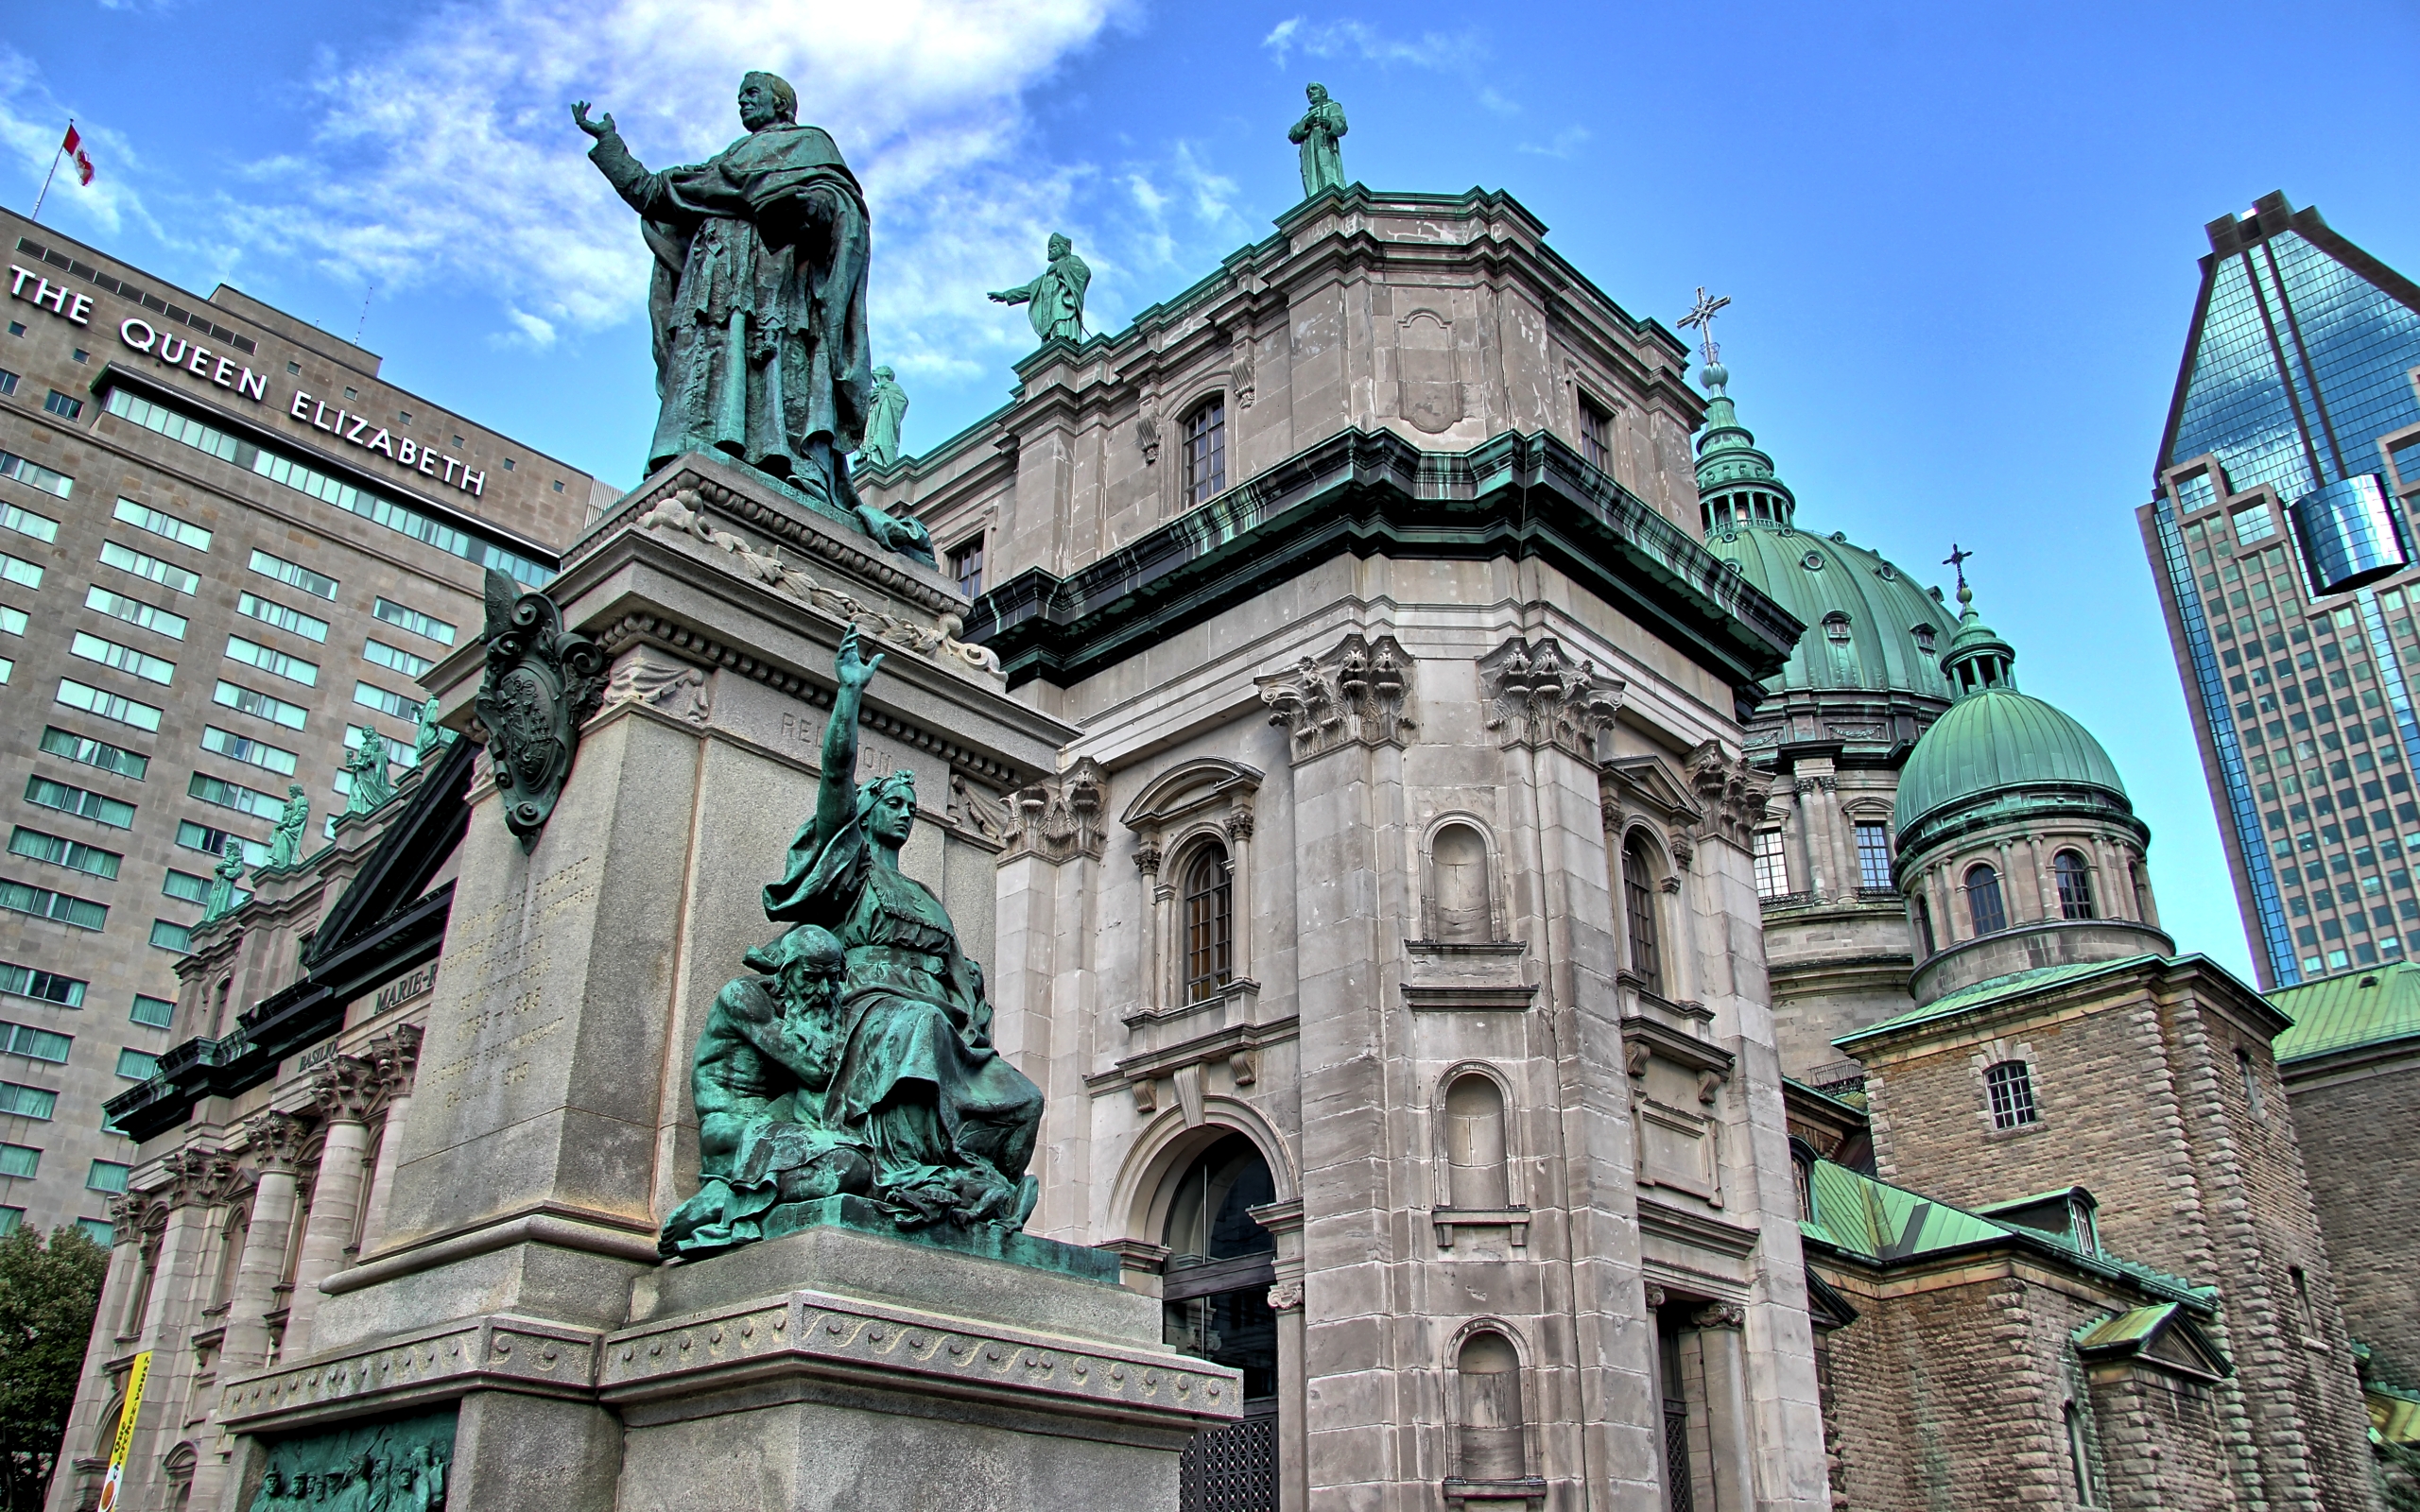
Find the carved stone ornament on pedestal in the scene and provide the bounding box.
[601,647,710,727]
[1478,636,1623,760]
[473,568,608,852]
[1685,739,1772,850]
[1256,632,1415,763]
[1006,757,1108,863]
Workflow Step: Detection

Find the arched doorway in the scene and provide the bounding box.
[1165,1132,1279,1512]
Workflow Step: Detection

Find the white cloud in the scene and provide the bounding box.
[199,0,1130,362]
[1517,126,1591,161]
[0,48,157,240]
[1257,19,1483,73]
[1261,17,1303,65]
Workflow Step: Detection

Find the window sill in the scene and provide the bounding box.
[1433,1207,1530,1248]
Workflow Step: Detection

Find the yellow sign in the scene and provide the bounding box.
[93,1349,150,1512]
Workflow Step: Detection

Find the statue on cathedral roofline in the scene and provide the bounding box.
[265,784,310,869]
[1289,82,1347,200]
[659,623,1045,1260]
[572,72,932,565]
[341,730,394,816]
[413,695,452,764]
[989,232,1091,346]
[201,836,246,923]
[857,365,908,468]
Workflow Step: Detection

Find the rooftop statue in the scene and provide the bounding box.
[660,625,1044,1259]
[575,74,930,562]
[201,837,246,923]
[341,730,394,816]
[988,232,1091,346]
[1288,82,1347,199]
[265,784,310,869]
[413,694,452,764]
[857,366,908,469]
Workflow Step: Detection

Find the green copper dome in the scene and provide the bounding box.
[1694,366,1954,702]
[1893,585,2129,833]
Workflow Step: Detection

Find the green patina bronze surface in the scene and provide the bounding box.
[474,570,605,852]
[1288,83,1347,199]
[988,233,1091,346]
[413,695,453,764]
[661,625,1046,1261]
[265,785,310,869]
[575,72,930,566]
[341,730,394,816]
[201,837,246,922]
[244,1404,453,1512]
[857,366,908,468]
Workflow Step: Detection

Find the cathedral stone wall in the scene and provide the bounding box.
[2282,1045,2420,1388]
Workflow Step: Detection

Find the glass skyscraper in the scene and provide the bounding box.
[2141,191,2420,988]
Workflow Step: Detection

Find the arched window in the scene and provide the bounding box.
[1965,863,2008,936]
[2054,850,2095,919]
[209,1202,248,1310]
[1161,1133,1278,1400]
[1184,843,1234,1004]
[1431,824,1493,943]
[1183,398,1226,507]
[1443,1074,1510,1211]
[2065,1402,2097,1505]
[1914,894,1937,957]
[1623,834,1663,993]
[1984,1059,2038,1129]
[1455,1332,1527,1483]
[1753,828,1788,899]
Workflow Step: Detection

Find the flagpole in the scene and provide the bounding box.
[28,118,68,224]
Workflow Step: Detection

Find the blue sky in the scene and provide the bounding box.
[9,0,2420,980]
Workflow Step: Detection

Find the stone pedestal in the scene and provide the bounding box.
[207,454,1231,1509]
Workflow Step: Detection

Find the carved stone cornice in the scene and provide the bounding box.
[1005,757,1108,865]
[1256,633,1414,763]
[1478,637,1622,760]
[312,1054,384,1125]
[1686,740,1772,850]
[244,1112,310,1177]
[599,646,711,727]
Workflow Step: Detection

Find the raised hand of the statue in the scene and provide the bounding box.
[835,623,885,690]
[571,101,615,140]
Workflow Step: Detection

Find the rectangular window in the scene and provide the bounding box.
[0,1144,40,1178]
[42,390,81,421]
[0,962,84,1008]
[0,369,14,397]
[1856,822,1893,889]
[96,541,199,596]
[0,606,23,637]
[199,725,299,777]
[175,822,265,868]
[85,1160,128,1194]
[363,637,434,679]
[148,919,193,954]
[0,881,108,931]
[0,1023,73,1063]
[73,1217,109,1246]
[1753,829,1789,899]
[247,548,337,601]
[0,1082,57,1120]
[236,593,329,643]
[372,597,457,645]
[224,634,319,687]
[24,776,135,829]
[213,679,308,730]
[1579,393,1613,472]
[160,868,208,904]
[354,680,419,721]
[0,553,39,593]
[40,727,148,782]
[2233,505,2275,545]
[1183,399,1227,507]
[113,1049,157,1081]
[129,995,173,1028]
[948,540,984,599]
[110,498,212,553]
[70,631,174,685]
[1985,1059,2039,1129]
[0,450,71,497]
[83,586,187,641]
[187,770,281,819]
[2,502,60,543]
[56,678,164,734]
[8,828,122,880]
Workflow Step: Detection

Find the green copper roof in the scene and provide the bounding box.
[1836,955,2169,1046]
[2269,958,2420,1063]
[1801,1160,2013,1263]
[1893,687,2129,832]
[2074,1302,2180,1351]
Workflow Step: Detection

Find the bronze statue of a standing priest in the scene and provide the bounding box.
[574,74,932,563]
[660,625,1043,1259]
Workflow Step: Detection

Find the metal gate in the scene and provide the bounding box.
[1664,1402,1696,1512]
[1179,1406,1279,1512]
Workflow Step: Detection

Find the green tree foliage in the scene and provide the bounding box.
[0,1226,107,1511]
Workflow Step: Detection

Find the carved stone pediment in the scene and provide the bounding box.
[1006,757,1108,864]
[1479,637,1622,760]
[1256,633,1414,763]
[1685,740,1772,850]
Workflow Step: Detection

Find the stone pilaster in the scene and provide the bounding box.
[350,1025,423,1263]
[219,1113,307,1374]
[284,1057,380,1358]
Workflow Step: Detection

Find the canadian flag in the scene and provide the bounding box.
[60,125,93,186]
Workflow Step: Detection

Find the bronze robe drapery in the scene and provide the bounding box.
[588,121,874,493]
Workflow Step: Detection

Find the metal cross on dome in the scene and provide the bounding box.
[1944,542,1975,590]
[1679,286,1730,368]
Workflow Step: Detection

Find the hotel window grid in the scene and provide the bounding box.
[1965,863,2009,935]
[0,1083,55,1120]
[0,963,84,1007]
[1623,834,1663,994]
[1984,1059,2039,1129]
[43,390,80,421]
[1183,843,1235,1004]
[1753,829,1788,899]
[949,538,984,598]
[1578,393,1613,472]
[1184,399,1226,507]
[2054,850,2096,919]
[1856,823,1892,889]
